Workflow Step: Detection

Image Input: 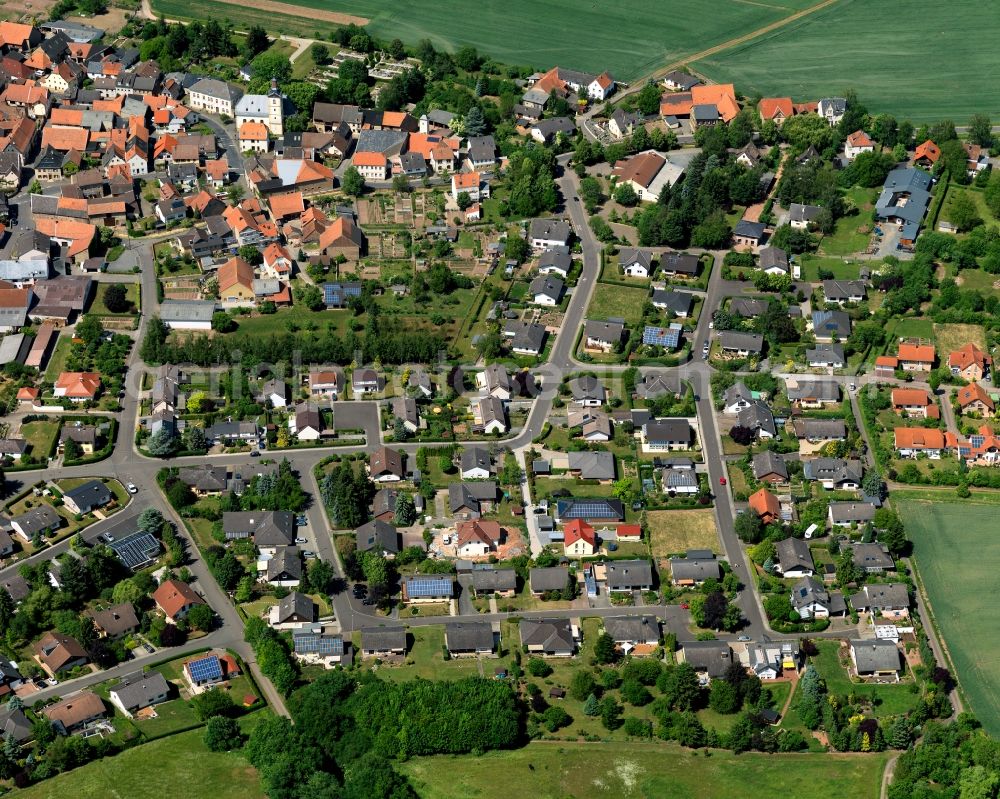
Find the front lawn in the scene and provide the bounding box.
[93,282,141,316]
[19,420,60,460]
[647,509,719,558]
[587,282,648,326]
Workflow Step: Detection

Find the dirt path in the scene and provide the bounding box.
[881,753,900,799]
[142,0,365,28]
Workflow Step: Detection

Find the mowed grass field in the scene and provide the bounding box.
[17,728,265,799]
[899,498,1000,736]
[401,742,888,799]
[693,0,1000,120]
[152,0,818,79]
[647,509,718,557]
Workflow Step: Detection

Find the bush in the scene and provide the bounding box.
[527,658,553,678]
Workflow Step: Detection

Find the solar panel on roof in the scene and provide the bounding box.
[972,435,985,447]
[405,577,452,598]
[187,655,222,683]
[110,533,161,570]
[642,325,681,348]
[295,633,344,655]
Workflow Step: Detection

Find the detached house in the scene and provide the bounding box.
[850,583,909,619]
[844,129,875,160]
[152,578,205,623]
[748,488,781,524]
[774,537,814,578]
[950,343,991,381]
[369,446,405,482]
[894,426,945,458]
[563,519,596,557]
[519,618,576,657]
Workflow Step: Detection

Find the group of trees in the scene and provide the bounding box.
[141,311,447,368]
[319,459,375,528]
[136,18,238,73]
[244,617,298,696]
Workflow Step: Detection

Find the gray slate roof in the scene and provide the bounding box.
[851,639,901,673]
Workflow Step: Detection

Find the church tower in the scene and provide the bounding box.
[267,78,284,136]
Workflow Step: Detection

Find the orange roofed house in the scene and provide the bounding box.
[455,519,504,558]
[956,383,995,417]
[319,215,366,261]
[238,121,269,154]
[352,151,389,182]
[845,130,875,160]
[661,83,739,125]
[874,355,899,379]
[54,371,101,403]
[563,519,596,557]
[748,487,781,524]
[152,578,206,624]
[894,427,945,459]
[948,425,1000,465]
[914,140,941,167]
[949,343,991,381]
[891,388,939,420]
[896,342,935,372]
[758,97,793,127]
[217,256,256,304]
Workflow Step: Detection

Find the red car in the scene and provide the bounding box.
[680,602,690,609]
[719,476,727,486]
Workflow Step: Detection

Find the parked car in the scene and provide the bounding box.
[294,537,307,544]
[126,482,137,494]
[352,584,368,598]
[719,477,727,486]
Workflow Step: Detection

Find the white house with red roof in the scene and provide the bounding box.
[563,519,596,557]
[451,171,489,203]
[54,371,101,402]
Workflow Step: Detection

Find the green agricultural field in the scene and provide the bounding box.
[401,742,888,799]
[694,0,1000,120]
[17,727,264,799]
[900,498,1000,735]
[154,0,817,79]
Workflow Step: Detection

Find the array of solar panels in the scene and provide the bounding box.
[294,629,344,655]
[323,282,362,307]
[556,499,621,519]
[642,325,681,348]
[187,655,223,683]
[404,577,453,598]
[109,532,161,570]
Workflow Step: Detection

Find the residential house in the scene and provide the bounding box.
[11,505,61,541]
[473,395,507,434]
[802,458,863,490]
[850,639,902,679]
[351,368,380,395]
[529,274,564,306]
[449,481,498,520]
[844,129,875,160]
[355,519,399,556]
[812,309,851,342]
[752,450,788,484]
[152,578,205,623]
[817,98,847,126]
[608,107,642,138]
[445,623,496,657]
[828,501,876,528]
[260,547,302,587]
[54,371,101,402]
[308,369,340,396]
[537,249,572,277]
[914,139,941,167]
[293,625,347,667]
[605,560,654,593]
[949,343,991,381]
[642,322,682,350]
[35,631,88,675]
[583,318,625,353]
[737,400,776,440]
[477,363,512,400]
[455,519,503,558]
[566,450,616,482]
[722,381,754,414]
[619,247,655,278]
[894,426,945,458]
[852,543,895,574]
[793,419,847,442]
[469,567,517,598]
[612,150,684,201]
[402,576,453,603]
[891,387,938,419]
[186,78,242,116]
[669,551,720,586]
[460,447,492,480]
[732,219,766,251]
[554,497,624,522]
[749,488,781,524]
[957,382,995,416]
[528,218,572,251]
[290,402,322,440]
[758,97,793,126]
[360,627,407,658]
[791,576,846,620]
[603,616,660,655]
[823,280,866,305]
[62,480,111,514]
[850,583,909,619]
[529,566,570,596]
[876,167,933,247]
[678,640,732,683]
[719,331,764,358]
[519,618,576,657]
[642,418,693,451]
[774,537,814,578]
[807,344,846,368]
[786,379,840,408]
[563,519,596,557]
[268,591,317,629]
[570,375,607,407]
[369,446,405,482]
[43,691,106,733]
[759,245,789,275]
[789,203,824,230]
[650,288,694,317]
[108,670,170,717]
[660,251,700,278]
